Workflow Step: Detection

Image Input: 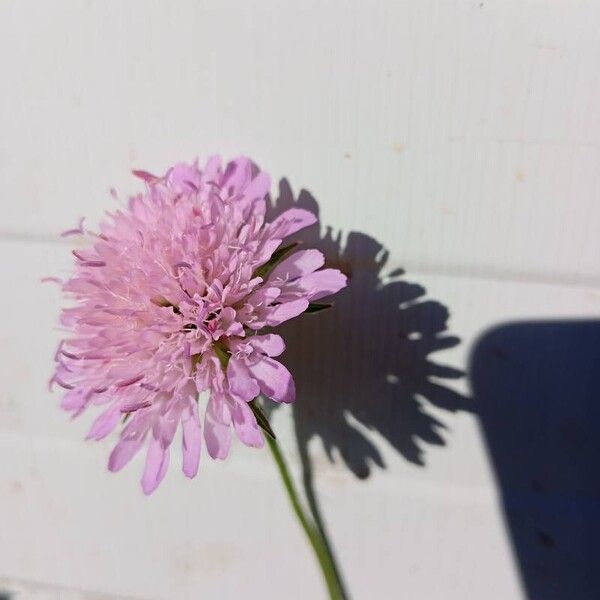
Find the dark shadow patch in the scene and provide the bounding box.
[471,320,600,600]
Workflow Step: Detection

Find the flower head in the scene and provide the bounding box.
[50,157,347,493]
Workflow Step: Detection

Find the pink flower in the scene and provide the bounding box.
[50,157,347,494]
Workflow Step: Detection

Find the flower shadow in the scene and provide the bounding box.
[268,179,471,478]
[264,180,472,597]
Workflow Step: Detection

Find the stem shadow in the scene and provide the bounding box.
[266,179,472,596]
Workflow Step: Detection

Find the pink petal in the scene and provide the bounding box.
[252,238,283,268]
[206,392,231,425]
[214,306,244,339]
[244,171,271,199]
[86,404,121,440]
[269,208,317,238]
[249,334,285,357]
[248,357,295,403]
[181,403,201,478]
[155,402,182,447]
[166,161,202,192]
[240,172,270,217]
[108,412,151,472]
[60,388,90,411]
[246,285,281,308]
[204,397,232,459]
[202,155,222,182]
[231,399,264,449]
[141,437,170,495]
[269,249,324,282]
[300,269,348,301]
[265,298,309,326]
[227,358,260,402]
[132,169,159,183]
[221,158,252,197]
[108,437,145,472]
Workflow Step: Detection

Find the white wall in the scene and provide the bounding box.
[1,1,599,599]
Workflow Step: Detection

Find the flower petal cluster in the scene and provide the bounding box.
[51,157,346,493]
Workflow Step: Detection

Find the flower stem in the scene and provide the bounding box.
[297,433,349,599]
[266,435,346,599]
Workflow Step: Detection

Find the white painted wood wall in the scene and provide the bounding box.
[1,1,598,598]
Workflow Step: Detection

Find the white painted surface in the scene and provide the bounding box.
[0,1,598,599]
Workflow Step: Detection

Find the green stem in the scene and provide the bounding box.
[296,433,349,600]
[266,435,345,599]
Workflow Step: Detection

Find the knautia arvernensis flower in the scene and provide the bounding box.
[49,157,347,494]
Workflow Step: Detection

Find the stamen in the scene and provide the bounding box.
[184,180,199,191]
[115,374,144,388]
[60,217,85,237]
[141,383,159,392]
[41,276,63,285]
[132,169,159,183]
[53,341,65,361]
[54,377,75,390]
[120,400,152,413]
[82,260,107,268]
